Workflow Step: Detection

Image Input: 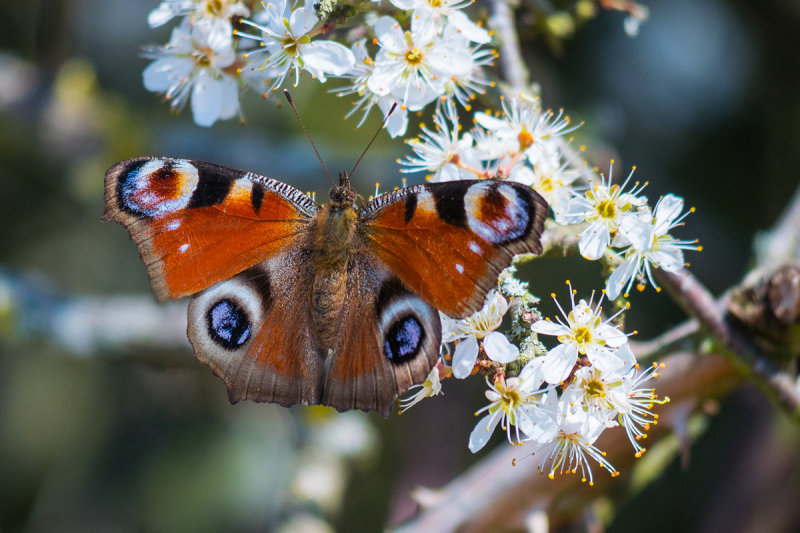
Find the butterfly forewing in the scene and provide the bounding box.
[102,157,319,300]
[360,180,548,318]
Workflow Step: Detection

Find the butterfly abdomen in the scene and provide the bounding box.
[306,202,361,352]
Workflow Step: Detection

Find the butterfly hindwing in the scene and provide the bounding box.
[187,247,440,416]
[187,252,326,409]
[103,157,319,300]
[361,180,548,318]
[320,259,441,416]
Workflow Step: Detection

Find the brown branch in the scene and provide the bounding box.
[655,268,800,420]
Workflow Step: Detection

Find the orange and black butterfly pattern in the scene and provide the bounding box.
[103,157,548,416]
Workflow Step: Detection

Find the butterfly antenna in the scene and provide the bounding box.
[349,102,398,179]
[284,90,334,187]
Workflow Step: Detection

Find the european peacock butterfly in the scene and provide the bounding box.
[102,156,547,416]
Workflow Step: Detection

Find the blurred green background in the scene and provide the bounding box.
[2,0,800,531]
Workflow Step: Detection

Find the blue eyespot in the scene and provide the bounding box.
[207,298,251,349]
[384,315,424,363]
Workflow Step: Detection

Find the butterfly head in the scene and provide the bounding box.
[330,171,357,208]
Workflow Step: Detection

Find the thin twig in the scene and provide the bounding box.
[488,0,529,92]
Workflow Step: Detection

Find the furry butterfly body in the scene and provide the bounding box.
[103,157,547,416]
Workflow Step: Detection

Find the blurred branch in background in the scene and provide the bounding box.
[0,269,190,365]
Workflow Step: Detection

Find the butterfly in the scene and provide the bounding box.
[103,157,548,416]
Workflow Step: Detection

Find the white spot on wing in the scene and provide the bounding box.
[166,219,182,231]
[469,241,482,255]
[179,243,190,253]
[416,190,436,213]
[455,263,464,274]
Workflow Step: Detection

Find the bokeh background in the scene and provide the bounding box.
[2,0,800,531]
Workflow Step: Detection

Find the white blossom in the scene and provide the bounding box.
[388,0,491,43]
[606,194,700,299]
[334,39,409,137]
[238,0,355,92]
[473,96,578,171]
[399,100,482,180]
[469,358,554,452]
[149,0,250,53]
[142,20,242,127]
[399,365,444,412]
[531,288,629,385]
[443,290,519,379]
[368,13,473,111]
[508,160,581,215]
[556,164,648,260]
[517,393,618,485]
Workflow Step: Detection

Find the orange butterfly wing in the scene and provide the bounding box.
[102,157,318,300]
[360,180,548,318]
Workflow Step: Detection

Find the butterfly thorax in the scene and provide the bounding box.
[308,200,364,353]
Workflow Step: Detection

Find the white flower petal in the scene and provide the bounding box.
[207,18,235,52]
[191,70,223,127]
[654,194,684,231]
[367,59,403,96]
[542,343,577,384]
[427,40,472,77]
[142,57,194,92]
[452,335,479,379]
[484,331,519,363]
[614,343,637,372]
[389,0,420,9]
[474,111,506,131]
[447,11,491,44]
[531,320,570,337]
[216,76,239,120]
[585,345,625,375]
[468,412,500,452]
[606,256,639,300]
[518,357,546,390]
[302,40,356,77]
[518,403,558,444]
[618,215,653,251]
[596,323,628,348]
[651,246,684,272]
[379,97,408,137]
[579,221,610,260]
[374,16,406,53]
[148,5,176,28]
[290,5,319,36]
[410,10,438,45]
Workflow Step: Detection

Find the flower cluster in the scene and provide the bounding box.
[142,0,492,132]
[556,164,701,298]
[401,96,583,211]
[336,0,492,137]
[409,281,668,483]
